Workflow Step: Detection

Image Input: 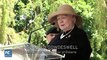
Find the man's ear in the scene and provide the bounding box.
[73,17,76,24]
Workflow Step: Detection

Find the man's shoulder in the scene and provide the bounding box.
[72,26,86,35]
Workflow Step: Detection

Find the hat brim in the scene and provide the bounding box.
[48,11,82,28]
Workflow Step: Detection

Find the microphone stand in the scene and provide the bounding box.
[27,24,50,43]
[27,27,43,43]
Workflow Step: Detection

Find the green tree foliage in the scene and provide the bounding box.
[14,0,35,32]
[90,0,107,60]
[0,0,17,44]
[0,0,107,59]
[0,0,28,45]
[0,0,7,44]
[13,0,48,46]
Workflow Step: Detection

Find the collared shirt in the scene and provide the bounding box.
[48,25,92,60]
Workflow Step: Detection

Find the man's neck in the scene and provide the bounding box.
[63,25,74,33]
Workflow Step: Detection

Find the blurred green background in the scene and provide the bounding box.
[0,0,107,60]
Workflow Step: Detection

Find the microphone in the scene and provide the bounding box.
[27,28,42,43]
[28,21,46,43]
[27,24,50,43]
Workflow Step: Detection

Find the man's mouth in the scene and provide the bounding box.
[60,24,65,26]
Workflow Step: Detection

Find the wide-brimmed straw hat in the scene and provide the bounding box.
[48,4,82,28]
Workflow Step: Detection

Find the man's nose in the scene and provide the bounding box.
[59,19,63,23]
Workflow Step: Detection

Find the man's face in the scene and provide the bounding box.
[46,33,57,43]
[57,14,76,32]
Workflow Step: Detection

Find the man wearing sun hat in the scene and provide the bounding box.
[47,4,92,60]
